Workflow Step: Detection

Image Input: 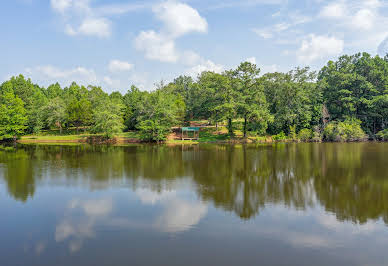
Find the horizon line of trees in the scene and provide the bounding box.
[0,52,387,142]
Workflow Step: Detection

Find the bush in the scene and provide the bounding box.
[289,125,297,141]
[377,129,388,141]
[298,128,312,142]
[138,120,170,142]
[311,126,322,142]
[273,131,287,141]
[323,118,367,142]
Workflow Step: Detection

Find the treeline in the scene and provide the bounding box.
[0,52,387,142]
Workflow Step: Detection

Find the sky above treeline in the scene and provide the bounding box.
[1,0,388,92]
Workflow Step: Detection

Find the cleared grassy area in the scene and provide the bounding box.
[17,121,280,144]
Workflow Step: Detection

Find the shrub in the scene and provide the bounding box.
[298,128,312,142]
[138,120,170,142]
[323,118,367,142]
[273,131,287,141]
[311,126,322,142]
[377,129,388,141]
[289,125,297,141]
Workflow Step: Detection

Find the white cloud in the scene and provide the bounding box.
[108,60,133,73]
[319,2,346,18]
[378,36,388,56]
[51,0,112,38]
[246,57,257,64]
[50,0,72,13]
[135,30,179,63]
[297,34,344,64]
[181,50,202,66]
[253,14,309,40]
[25,65,98,86]
[320,0,384,31]
[135,1,208,64]
[186,60,224,77]
[77,18,111,38]
[353,9,375,30]
[153,0,208,37]
[252,28,273,39]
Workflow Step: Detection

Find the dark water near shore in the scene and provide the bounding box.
[0,143,388,266]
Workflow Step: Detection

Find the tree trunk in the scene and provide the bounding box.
[243,115,247,138]
[59,124,62,135]
[228,118,233,136]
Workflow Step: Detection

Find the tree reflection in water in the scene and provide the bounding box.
[0,143,387,225]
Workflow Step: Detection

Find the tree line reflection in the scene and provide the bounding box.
[0,143,387,224]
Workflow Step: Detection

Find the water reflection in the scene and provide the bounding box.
[0,143,387,226]
[55,198,113,253]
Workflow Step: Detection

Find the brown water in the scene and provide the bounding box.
[0,143,387,266]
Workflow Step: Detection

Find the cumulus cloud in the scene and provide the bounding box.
[297,34,344,64]
[51,0,72,13]
[319,2,346,18]
[319,0,385,32]
[152,0,208,37]
[378,36,388,56]
[108,60,134,73]
[135,1,208,64]
[65,18,111,38]
[186,60,224,77]
[25,65,98,86]
[253,11,311,40]
[51,0,111,38]
[135,30,179,63]
[245,57,257,64]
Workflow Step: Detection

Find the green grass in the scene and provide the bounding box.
[21,134,88,141]
[116,131,141,138]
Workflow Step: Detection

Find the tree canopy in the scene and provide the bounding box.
[0,52,387,141]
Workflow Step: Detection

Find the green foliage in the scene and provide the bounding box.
[0,89,28,140]
[44,97,67,133]
[138,120,170,142]
[0,52,386,142]
[273,131,287,141]
[377,129,388,141]
[90,99,124,138]
[323,118,367,142]
[135,89,185,142]
[123,86,147,130]
[263,67,322,135]
[65,83,92,132]
[289,125,297,141]
[318,53,388,135]
[311,126,322,142]
[298,128,312,141]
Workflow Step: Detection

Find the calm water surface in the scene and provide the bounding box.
[0,143,388,266]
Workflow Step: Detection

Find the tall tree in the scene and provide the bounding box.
[44,97,67,134]
[233,62,273,137]
[0,88,27,140]
[91,99,124,138]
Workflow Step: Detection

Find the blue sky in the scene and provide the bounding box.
[1,0,388,92]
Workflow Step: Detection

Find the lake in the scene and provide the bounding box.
[0,143,388,266]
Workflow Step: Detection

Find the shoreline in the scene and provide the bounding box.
[13,136,385,145]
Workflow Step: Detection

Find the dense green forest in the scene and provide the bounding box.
[0,52,387,142]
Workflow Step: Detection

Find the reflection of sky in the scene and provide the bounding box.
[0,179,388,265]
[54,187,209,253]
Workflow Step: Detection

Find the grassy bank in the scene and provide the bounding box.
[18,127,287,145]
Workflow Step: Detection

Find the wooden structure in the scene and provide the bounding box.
[181,127,200,140]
